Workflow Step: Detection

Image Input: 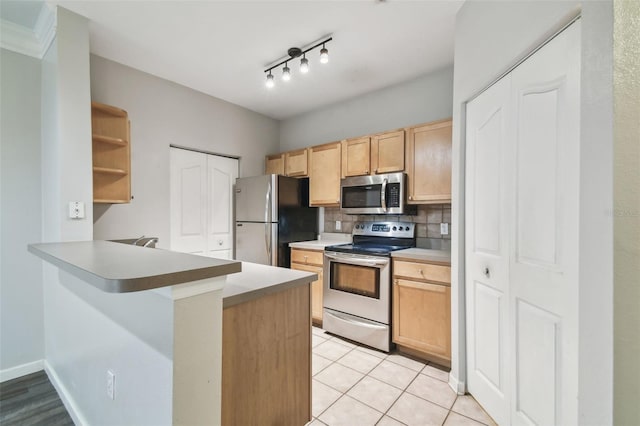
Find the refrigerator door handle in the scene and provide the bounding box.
[265,223,271,264]
[266,181,273,224]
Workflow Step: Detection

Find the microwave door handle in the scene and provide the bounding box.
[380,178,388,212]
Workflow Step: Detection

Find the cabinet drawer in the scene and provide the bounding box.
[291,249,324,266]
[393,260,450,284]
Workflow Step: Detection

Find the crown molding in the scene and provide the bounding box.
[0,4,56,59]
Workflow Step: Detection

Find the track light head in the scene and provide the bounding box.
[282,64,291,81]
[300,56,309,74]
[320,45,329,64]
[265,72,274,88]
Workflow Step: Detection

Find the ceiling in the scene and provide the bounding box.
[4,1,463,120]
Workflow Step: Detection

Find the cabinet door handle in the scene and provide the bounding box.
[409,195,413,201]
[484,267,490,278]
[418,269,423,275]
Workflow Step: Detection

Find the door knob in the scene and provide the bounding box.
[218,240,223,245]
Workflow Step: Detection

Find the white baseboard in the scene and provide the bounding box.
[44,360,88,426]
[449,373,467,395]
[0,359,44,382]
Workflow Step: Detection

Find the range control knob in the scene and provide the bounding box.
[398,226,404,231]
[392,226,397,231]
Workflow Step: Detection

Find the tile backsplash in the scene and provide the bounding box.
[323,204,452,240]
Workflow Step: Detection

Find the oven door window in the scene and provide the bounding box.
[342,185,382,208]
[330,262,380,299]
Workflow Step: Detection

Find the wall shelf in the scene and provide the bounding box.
[93,134,127,147]
[93,166,128,176]
[91,101,131,204]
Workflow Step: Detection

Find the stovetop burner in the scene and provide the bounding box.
[325,221,416,257]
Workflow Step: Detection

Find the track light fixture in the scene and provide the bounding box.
[264,36,332,89]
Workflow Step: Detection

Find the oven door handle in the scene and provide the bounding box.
[325,253,389,268]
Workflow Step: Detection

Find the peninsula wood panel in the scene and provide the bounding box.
[222,284,311,425]
[309,142,341,206]
[342,137,371,177]
[285,149,309,177]
[265,153,285,175]
[406,119,452,203]
[371,130,405,174]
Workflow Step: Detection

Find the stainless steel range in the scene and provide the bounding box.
[323,222,416,352]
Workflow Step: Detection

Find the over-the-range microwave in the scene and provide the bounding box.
[340,172,413,215]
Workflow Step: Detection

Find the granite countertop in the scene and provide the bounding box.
[28,241,242,293]
[391,247,452,265]
[222,262,317,308]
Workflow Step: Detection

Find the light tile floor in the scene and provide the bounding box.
[310,326,496,426]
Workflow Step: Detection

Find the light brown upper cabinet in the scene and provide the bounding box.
[371,130,405,174]
[309,142,341,207]
[406,119,452,204]
[91,102,131,204]
[341,137,371,177]
[285,148,309,177]
[265,153,285,175]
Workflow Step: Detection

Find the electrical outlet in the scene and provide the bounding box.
[107,370,115,400]
[68,201,85,219]
[440,223,449,235]
[335,220,341,231]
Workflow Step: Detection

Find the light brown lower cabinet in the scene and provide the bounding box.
[392,259,451,366]
[222,284,311,425]
[290,248,324,324]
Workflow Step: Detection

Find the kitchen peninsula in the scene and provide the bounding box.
[28,241,315,425]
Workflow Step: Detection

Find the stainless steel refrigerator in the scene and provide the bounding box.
[235,175,318,267]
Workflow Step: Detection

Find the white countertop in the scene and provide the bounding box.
[28,241,242,293]
[289,232,351,250]
[222,262,317,308]
[391,247,451,264]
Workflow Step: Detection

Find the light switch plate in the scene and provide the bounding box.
[440,223,449,235]
[69,201,85,219]
[335,220,341,231]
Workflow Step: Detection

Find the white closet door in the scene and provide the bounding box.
[170,148,207,255]
[466,20,580,426]
[207,155,238,259]
[508,21,580,426]
[170,148,238,259]
[465,74,512,426]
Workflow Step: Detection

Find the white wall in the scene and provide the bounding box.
[0,48,44,380]
[279,67,453,151]
[90,56,280,246]
[452,1,614,424]
[613,1,640,424]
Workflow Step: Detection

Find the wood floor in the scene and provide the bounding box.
[0,370,73,425]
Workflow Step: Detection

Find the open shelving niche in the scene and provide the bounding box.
[91,101,131,204]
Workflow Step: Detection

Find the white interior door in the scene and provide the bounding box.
[466,20,580,426]
[207,155,238,259]
[170,147,238,258]
[170,148,207,255]
[465,74,511,426]
[508,20,580,426]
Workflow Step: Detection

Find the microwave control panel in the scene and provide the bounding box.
[386,183,401,207]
